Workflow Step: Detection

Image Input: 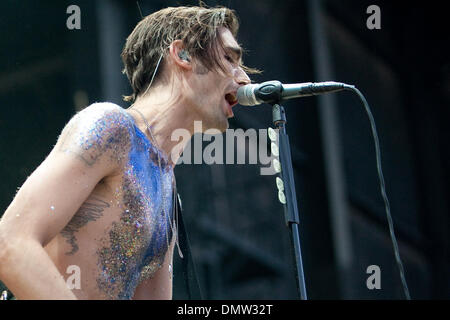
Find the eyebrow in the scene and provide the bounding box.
[225,46,243,62]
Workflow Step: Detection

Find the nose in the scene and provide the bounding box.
[235,67,251,86]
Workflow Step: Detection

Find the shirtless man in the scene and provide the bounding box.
[0,6,256,299]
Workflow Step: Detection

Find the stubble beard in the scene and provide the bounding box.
[192,64,229,133]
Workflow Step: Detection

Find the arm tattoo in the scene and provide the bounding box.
[57,120,96,167]
[61,196,110,255]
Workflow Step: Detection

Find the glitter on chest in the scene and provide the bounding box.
[94,111,175,300]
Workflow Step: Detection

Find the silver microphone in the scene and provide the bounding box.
[237,80,353,106]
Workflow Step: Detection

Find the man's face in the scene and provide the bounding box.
[187,27,250,132]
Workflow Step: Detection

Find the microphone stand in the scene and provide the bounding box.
[271,103,308,300]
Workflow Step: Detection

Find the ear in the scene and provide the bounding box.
[169,40,192,71]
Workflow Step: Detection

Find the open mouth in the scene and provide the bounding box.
[222,90,238,118]
[225,92,238,107]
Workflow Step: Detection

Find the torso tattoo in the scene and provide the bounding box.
[61,197,110,255]
[57,103,174,299]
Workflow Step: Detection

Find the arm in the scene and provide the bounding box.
[0,103,131,299]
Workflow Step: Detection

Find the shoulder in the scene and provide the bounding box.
[56,102,135,167]
[66,102,135,138]
[73,102,134,129]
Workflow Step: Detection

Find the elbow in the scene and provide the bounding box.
[0,216,44,279]
[0,227,46,279]
[0,230,11,278]
[0,226,26,278]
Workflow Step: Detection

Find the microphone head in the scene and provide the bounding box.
[237,84,261,106]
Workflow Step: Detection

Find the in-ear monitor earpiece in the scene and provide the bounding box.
[178,50,190,62]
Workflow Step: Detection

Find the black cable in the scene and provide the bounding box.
[175,191,203,299]
[343,85,411,300]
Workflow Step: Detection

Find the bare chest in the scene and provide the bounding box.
[92,147,174,299]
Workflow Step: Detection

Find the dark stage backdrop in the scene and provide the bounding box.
[0,0,448,299]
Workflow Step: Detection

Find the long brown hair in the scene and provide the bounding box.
[121,5,259,102]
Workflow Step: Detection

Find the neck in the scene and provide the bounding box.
[126,83,197,166]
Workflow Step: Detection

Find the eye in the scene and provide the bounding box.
[225,55,234,63]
